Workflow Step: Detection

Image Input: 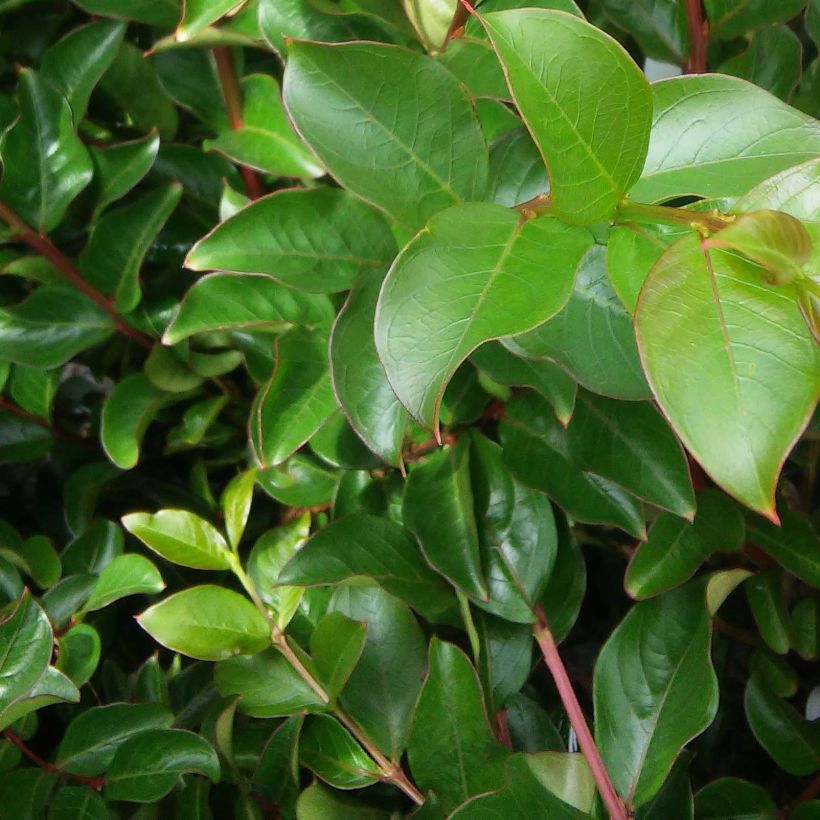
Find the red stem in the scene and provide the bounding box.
[441,1,470,51]
[212,46,265,200]
[4,729,105,789]
[779,773,820,819]
[0,200,152,350]
[534,606,629,820]
[0,397,97,452]
[684,0,708,73]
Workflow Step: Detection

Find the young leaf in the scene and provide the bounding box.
[54,624,100,687]
[222,468,257,550]
[186,187,396,294]
[594,579,719,808]
[482,8,652,224]
[635,235,819,519]
[309,612,367,701]
[734,157,820,220]
[300,714,380,789]
[283,40,488,230]
[138,585,271,661]
[122,508,231,570]
[375,204,592,430]
[82,553,165,611]
[103,728,219,802]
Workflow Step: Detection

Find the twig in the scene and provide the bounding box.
[4,729,105,789]
[0,200,152,350]
[779,772,820,819]
[0,398,97,452]
[684,0,708,73]
[441,0,470,51]
[213,47,265,200]
[495,709,513,749]
[533,606,628,820]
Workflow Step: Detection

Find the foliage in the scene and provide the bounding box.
[0,0,818,817]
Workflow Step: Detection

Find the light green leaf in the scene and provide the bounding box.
[122,508,231,570]
[222,468,257,550]
[734,158,820,221]
[82,553,165,611]
[9,365,59,421]
[72,0,181,26]
[482,8,651,224]
[310,612,367,701]
[283,40,488,230]
[0,665,80,730]
[300,714,380,789]
[138,585,271,661]
[176,0,239,41]
[54,624,100,687]
[526,752,595,813]
[635,235,819,518]
[375,204,592,430]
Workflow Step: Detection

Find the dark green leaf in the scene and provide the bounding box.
[300,714,380,789]
[693,777,777,820]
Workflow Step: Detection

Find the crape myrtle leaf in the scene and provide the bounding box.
[103,728,219,802]
[635,235,819,519]
[746,570,794,655]
[567,390,694,517]
[749,648,798,698]
[312,409,385,471]
[63,466,123,539]
[40,19,125,123]
[151,143,240,208]
[82,553,165,611]
[744,675,820,775]
[205,74,323,178]
[166,395,229,450]
[48,785,109,820]
[0,666,80,730]
[310,612,367,701]
[331,267,407,467]
[479,99,526,143]
[631,76,820,203]
[9,365,60,421]
[0,411,52,464]
[176,0,239,41]
[283,40,488,230]
[0,287,113,369]
[79,183,182,312]
[43,576,97,631]
[470,432,557,623]
[704,0,807,40]
[54,623,101,687]
[486,128,549,209]
[138,585,270,661]
[163,273,334,344]
[539,513,586,643]
[12,534,61,588]
[408,639,507,811]
[222,468,257,551]
[471,342,576,425]
[501,392,646,538]
[186,187,396,294]
[215,647,327,717]
[295,782,392,820]
[437,37,510,101]
[101,374,178,470]
[504,245,651,400]
[375,204,592,430]
[595,0,688,63]
[253,715,302,807]
[734,158,820,220]
[403,439,487,601]
[144,346,204,394]
[72,0,181,27]
[482,8,652,224]
[0,769,56,820]
[594,578,719,808]
[476,613,532,714]
[329,584,427,761]
[251,328,338,467]
[257,454,337,508]
[526,752,595,813]
[0,69,93,232]
[449,753,588,818]
[693,777,777,819]
[278,514,454,620]
[792,597,820,660]
[300,714,380,789]
[633,752,693,819]
[745,510,820,587]
[115,512,198,572]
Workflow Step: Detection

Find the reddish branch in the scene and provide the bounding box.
[0,398,97,451]
[4,729,105,789]
[684,0,708,73]
[533,606,629,820]
[0,200,152,350]
[212,47,265,200]
[779,773,820,819]
[441,0,471,51]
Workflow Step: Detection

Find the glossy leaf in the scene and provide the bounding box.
[137,585,271,661]
[89,132,160,217]
[596,0,688,63]
[693,777,777,819]
[746,570,793,655]
[73,0,181,26]
[283,40,488,230]
[704,0,807,40]
[376,204,592,429]
[300,714,380,789]
[734,158,820,220]
[82,553,165,611]
[309,612,367,701]
[222,468,257,551]
[176,0,238,41]
[746,510,820,587]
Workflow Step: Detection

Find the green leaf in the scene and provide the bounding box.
[734,158,820,220]
[54,624,100,687]
[632,75,820,203]
[251,328,338,467]
[704,0,807,40]
[0,666,80,730]
[222,468,257,550]
[57,702,174,775]
[138,585,271,660]
[101,374,176,470]
[693,777,777,819]
[744,675,820,775]
[0,592,53,713]
[596,0,688,63]
[253,715,302,808]
[329,584,427,761]
[143,345,204,394]
[594,579,718,807]
[749,648,798,698]
[330,267,407,467]
[163,273,334,344]
[294,782,392,820]
[257,454,337,508]
[504,244,651,399]
[309,612,367,700]
[104,728,219,802]
[526,752,596,813]
[0,770,56,820]
[408,639,507,811]
[0,287,113,369]
[746,570,794,655]
[482,8,651,224]
[486,127,549,209]
[41,19,125,123]
[82,553,165,611]
[792,597,819,660]
[376,204,592,430]
[79,183,182,312]
[0,410,52,464]
[187,187,395,294]
[403,439,487,601]
[438,37,510,100]
[48,785,109,820]
[2,534,61,589]
[476,614,532,715]
[176,0,238,40]
[635,235,819,518]
[73,0,181,27]
[204,74,322,178]
[0,69,93,232]
[278,513,454,621]
[215,648,327,717]
[9,365,60,421]
[283,40,488,230]
[746,510,820,587]
[300,714,380,789]
[501,392,646,538]
[539,515,586,644]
